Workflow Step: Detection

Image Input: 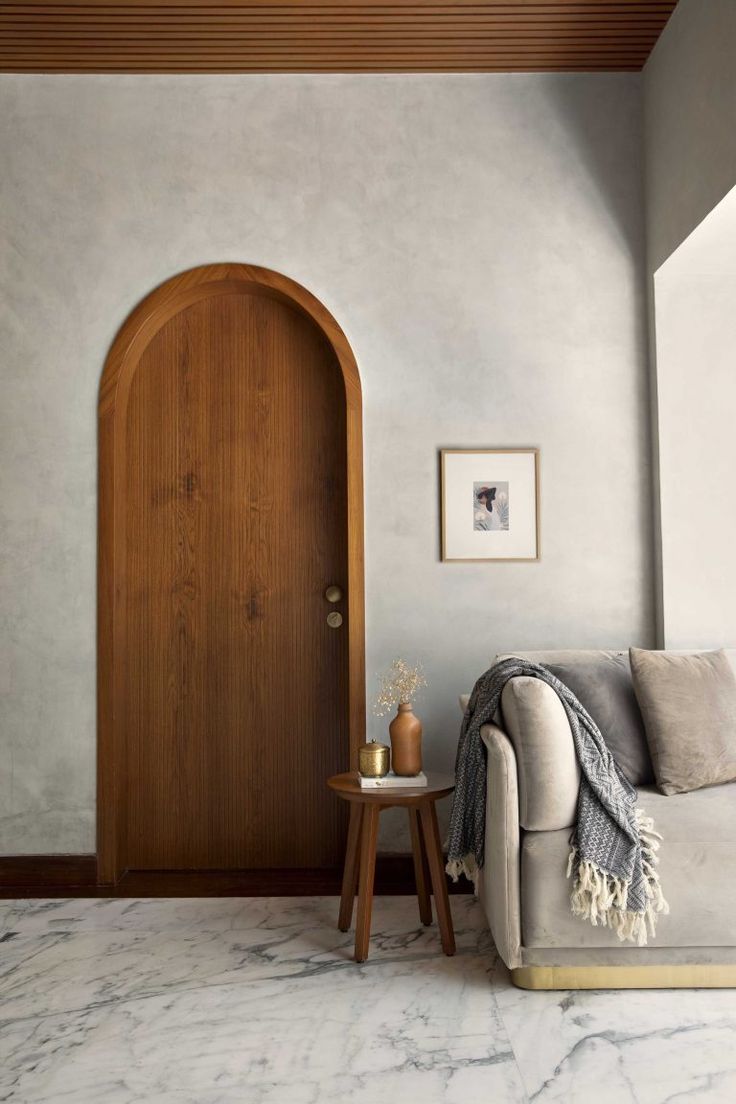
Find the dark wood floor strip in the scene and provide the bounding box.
[0,854,472,898]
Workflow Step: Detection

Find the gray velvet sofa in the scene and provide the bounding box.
[462,650,736,990]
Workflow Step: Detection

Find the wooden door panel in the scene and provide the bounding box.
[122,291,348,869]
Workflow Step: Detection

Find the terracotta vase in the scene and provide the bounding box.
[389,703,423,776]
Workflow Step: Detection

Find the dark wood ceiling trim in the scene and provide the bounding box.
[0,2,678,73]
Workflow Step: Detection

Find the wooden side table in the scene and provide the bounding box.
[327,771,456,962]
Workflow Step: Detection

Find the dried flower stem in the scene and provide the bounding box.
[373,658,427,717]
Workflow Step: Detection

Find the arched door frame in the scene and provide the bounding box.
[98,263,365,884]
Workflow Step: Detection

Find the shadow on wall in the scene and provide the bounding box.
[543,75,646,261]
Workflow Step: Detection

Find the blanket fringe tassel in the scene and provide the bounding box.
[566,807,670,946]
[446,855,480,893]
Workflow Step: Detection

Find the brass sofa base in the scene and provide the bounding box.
[512,965,736,991]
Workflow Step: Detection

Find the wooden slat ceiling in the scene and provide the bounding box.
[0,1,678,73]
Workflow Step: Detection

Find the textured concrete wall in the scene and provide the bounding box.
[0,73,652,854]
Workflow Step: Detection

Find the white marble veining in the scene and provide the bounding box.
[0,896,523,1103]
[494,961,736,1104]
[2,897,735,1103]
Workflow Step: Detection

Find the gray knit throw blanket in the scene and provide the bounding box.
[446,657,669,945]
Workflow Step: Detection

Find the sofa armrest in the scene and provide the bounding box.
[479,723,522,970]
[500,677,579,831]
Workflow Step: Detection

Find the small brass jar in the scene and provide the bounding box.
[358,741,390,778]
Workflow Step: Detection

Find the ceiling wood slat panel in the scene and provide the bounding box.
[0,1,678,72]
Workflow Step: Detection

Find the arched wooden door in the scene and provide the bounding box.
[98,265,364,884]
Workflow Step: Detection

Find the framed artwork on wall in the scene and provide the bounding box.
[440,448,540,562]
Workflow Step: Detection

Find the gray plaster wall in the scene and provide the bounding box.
[0,73,652,854]
[644,0,736,273]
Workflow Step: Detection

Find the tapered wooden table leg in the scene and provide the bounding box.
[408,807,432,926]
[327,772,456,962]
[354,804,380,962]
[338,802,363,932]
[419,800,456,956]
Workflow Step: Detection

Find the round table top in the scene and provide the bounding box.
[327,771,455,803]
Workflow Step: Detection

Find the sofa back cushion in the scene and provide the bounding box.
[498,644,653,803]
[630,647,736,795]
[543,653,653,785]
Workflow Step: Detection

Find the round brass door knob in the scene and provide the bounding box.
[327,611,343,629]
[325,585,343,603]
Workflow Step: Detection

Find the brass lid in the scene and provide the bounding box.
[358,740,389,755]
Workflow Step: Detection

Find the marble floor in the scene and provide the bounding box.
[1,896,735,1104]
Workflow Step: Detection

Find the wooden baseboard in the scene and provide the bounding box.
[512,965,736,990]
[0,854,473,898]
[0,854,98,891]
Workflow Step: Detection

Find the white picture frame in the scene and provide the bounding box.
[441,448,540,562]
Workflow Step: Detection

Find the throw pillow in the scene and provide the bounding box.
[629,647,736,795]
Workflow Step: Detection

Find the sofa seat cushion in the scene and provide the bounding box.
[521,783,736,948]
